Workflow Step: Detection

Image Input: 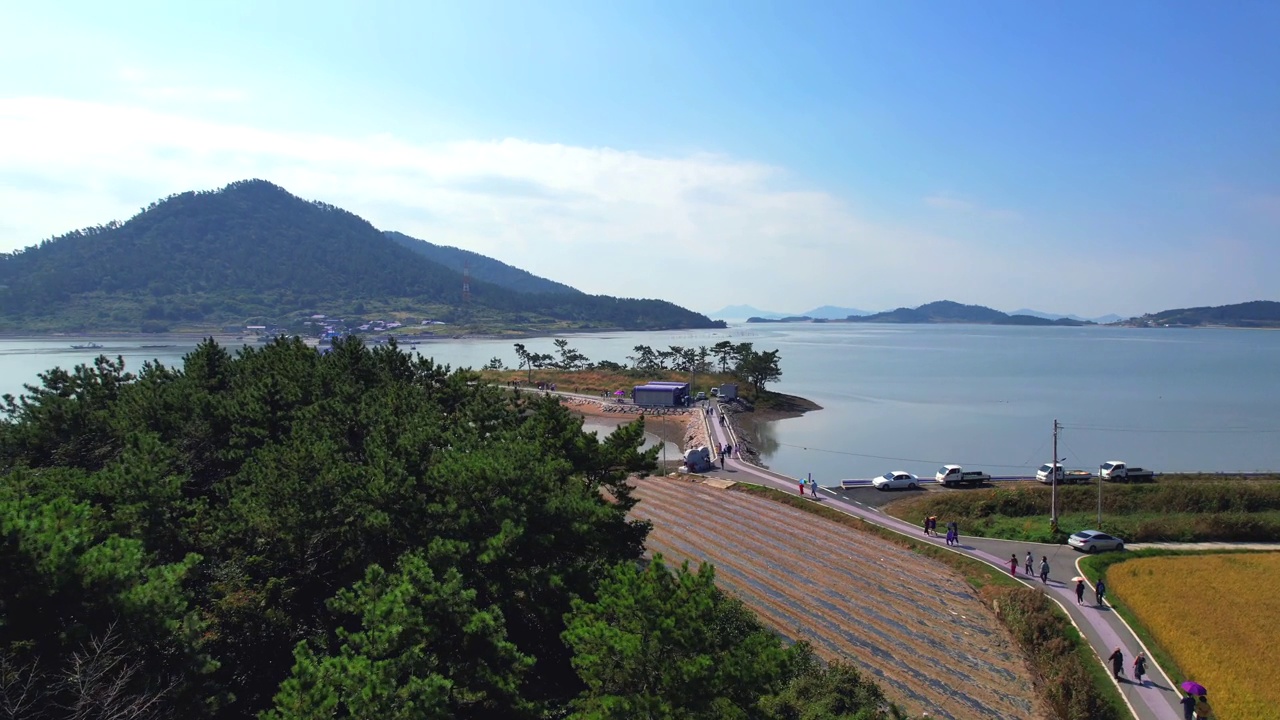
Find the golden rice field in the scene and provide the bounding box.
[1107,553,1280,720]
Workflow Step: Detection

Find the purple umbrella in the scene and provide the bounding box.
[1180,681,1207,696]
[614,390,625,396]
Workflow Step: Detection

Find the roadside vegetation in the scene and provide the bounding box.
[884,475,1280,543]
[731,484,1127,720]
[1081,551,1279,720]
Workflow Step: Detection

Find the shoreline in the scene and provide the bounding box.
[0,323,728,343]
[558,390,822,467]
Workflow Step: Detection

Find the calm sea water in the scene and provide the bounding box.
[3,324,1278,480]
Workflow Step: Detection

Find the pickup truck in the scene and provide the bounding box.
[1035,463,1093,484]
[1098,461,1156,483]
[935,465,991,487]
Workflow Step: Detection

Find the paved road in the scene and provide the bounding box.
[698,404,1184,720]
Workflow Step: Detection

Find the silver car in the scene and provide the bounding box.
[1068,530,1125,553]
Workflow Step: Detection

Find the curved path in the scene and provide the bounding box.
[700,403,1185,720]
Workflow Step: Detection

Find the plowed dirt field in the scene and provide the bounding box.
[630,477,1042,720]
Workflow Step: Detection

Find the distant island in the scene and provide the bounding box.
[747,301,1091,326]
[741,299,1280,329]
[0,180,724,335]
[712,304,869,320]
[1119,300,1280,329]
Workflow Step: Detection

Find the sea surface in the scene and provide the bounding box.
[3,323,1278,481]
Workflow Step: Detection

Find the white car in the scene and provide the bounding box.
[872,471,919,490]
[1068,530,1125,553]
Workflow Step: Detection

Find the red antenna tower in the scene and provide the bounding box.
[462,262,471,304]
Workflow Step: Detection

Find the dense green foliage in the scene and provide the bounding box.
[0,339,653,717]
[0,180,721,333]
[886,478,1280,542]
[386,231,581,296]
[0,339,891,719]
[1131,300,1280,328]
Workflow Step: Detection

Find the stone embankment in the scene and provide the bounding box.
[558,396,760,466]
[559,397,708,457]
[713,400,761,464]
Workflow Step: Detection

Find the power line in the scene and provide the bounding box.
[1061,424,1280,434]
[771,441,1034,471]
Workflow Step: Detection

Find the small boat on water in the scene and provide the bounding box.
[139,344,174,349]
[70,342,104,349]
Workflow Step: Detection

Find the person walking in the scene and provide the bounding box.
[1039,556,1050,583]
[1075,578,1086,605]
[1195,693,1213,719]
[1096,578,1107,606]
[1024,551,1034,575]
[1108,647,1124,680]
[1179,693,1196,720]
[1132,652,1147,685]
[948,521,959,544]
[810,477,820,498]
[1008,554,1018,577]
[798,479,806,496]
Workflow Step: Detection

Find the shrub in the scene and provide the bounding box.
[983,587,1121,720]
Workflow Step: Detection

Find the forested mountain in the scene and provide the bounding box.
[1126,300,1280,328]
[386,230,580,295]
[0,339,895,718]
[0,180,719,332]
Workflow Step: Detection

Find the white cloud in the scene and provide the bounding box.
[1,96,996,311]
[0,96,1253,318]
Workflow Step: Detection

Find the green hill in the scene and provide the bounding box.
[0,180,720,333]
[1129,300,1280,328]
[386,231,580,295]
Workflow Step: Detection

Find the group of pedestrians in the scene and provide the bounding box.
[1181,691,1214,719]
[796,476,821,497]
[1106,647,1149,682]
[1069,574,1109,606]
[1006,552,1052,583]
[919,516,962,545]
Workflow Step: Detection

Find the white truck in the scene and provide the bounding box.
[1035,463,1092,484]
[682,446,714,473]
[1098,461,1156,483]
[935,465,991,487]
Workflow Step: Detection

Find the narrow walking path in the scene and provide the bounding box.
[700,403,1184,720]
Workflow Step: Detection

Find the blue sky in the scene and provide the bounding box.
[1,1,1277,317]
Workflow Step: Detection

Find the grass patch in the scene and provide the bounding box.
[1082,551,1280,720]
[884,480,1280,543]
[730,484,1127,720]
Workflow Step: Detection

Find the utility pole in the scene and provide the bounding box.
[1098,460,1104,527]
[1051,419,1060,531]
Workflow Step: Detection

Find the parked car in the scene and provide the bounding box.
[872,471,919,490]
[1068,530,1125,553]
[695,391,707,401]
